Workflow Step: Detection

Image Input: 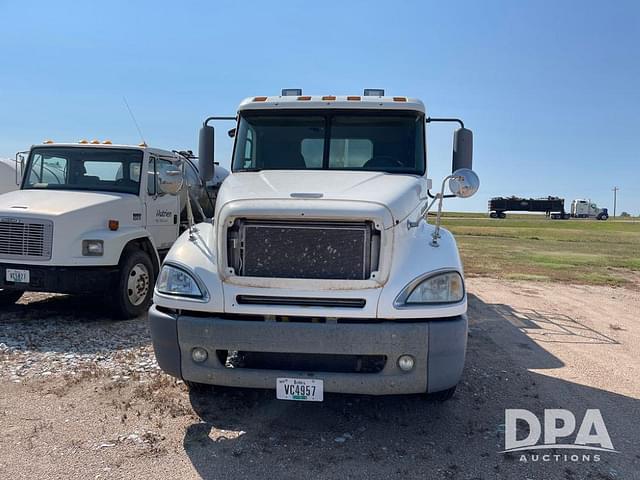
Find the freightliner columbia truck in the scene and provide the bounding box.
[150,89,480,401]
[0,141,227,318]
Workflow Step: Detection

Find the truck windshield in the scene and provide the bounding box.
[232,111,425,175]
[22,147,143,195]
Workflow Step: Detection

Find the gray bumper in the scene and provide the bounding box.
[149,306,467,395]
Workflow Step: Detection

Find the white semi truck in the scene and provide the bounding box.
[571,199,609,220]
[149,89,479,400]
[0,141,227,318]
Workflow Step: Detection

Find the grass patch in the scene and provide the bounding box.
[440,214,640,287]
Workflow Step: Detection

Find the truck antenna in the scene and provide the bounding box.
[123,96,147,146]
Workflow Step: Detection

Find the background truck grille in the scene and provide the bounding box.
[227,219,380,280]
[0,217,53,261]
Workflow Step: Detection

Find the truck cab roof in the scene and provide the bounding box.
[238,95,425,113]
[30,142,177,159]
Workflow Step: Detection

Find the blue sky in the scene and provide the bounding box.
[1,0,638,214]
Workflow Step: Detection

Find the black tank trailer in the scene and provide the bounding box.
[488,196,570,219]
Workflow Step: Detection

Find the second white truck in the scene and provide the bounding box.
[0,141,226,318]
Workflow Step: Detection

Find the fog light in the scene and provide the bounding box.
[191,347,208,363]
[397,355,415,372]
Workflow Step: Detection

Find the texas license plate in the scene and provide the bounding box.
[6,268,29,284]
[276,378,324,402]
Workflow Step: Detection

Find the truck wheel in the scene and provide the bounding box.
[113,249,154,319]
[426,385,457,402]
[489,212,498,218]
[498,212,506,219]
[185,380,214,393]
[0,289,23,306]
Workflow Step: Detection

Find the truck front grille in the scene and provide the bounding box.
[0,217,53,261]
[227,219,380,280]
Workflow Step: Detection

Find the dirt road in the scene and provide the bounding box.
[1,279,638,479]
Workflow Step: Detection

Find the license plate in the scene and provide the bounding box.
[276,378,323,402]
[6,268,29,284]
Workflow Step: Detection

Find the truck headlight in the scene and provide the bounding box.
[397,271,464,306]
[82,240,104,256]
[156,264,206,299]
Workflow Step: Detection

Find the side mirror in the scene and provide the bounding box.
[449,168,480,198]
[198,125,215,182]
[158,167,184,195]
[452,128,473,172]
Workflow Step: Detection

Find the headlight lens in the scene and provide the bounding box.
[156,264,204,298]
[405,272,464,304]
[82,240,104,256]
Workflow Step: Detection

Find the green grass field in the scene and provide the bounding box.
[438,213,640,287]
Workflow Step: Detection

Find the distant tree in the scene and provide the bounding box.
[620,211,630,217]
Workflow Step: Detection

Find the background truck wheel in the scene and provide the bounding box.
[112,249,154,319]
[0,289,23,306]
[426,385,457,402]
[498,212,506,219]
[489,212,498,218]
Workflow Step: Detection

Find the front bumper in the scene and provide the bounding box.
[150,306,467,395]
[0,262,119,295]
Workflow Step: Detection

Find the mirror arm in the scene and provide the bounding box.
[426,189,456,199]
[430,174,463,247]
[203,116,236,126]
[425,117,464,128]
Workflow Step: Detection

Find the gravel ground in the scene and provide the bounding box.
[0,280,638,480]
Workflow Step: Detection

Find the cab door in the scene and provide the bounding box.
[145,156,180,252]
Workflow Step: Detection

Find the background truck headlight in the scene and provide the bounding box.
[156,264,206,299]
[397,271,464,305]
[82,240,104,256]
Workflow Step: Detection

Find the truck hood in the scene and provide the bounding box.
[217,171,425,222]
[0,189,138,218]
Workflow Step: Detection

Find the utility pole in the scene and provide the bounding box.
[612,186,619,218]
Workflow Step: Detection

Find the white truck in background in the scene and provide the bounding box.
[0,158,21,195]
[571,199,609,220]
[149,89,479,401]
[0,141,227,318]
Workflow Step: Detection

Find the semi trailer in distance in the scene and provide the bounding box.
[489,196,569,219]
[0,141,227,318]
[149,89,480,401]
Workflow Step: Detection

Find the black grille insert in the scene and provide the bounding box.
[216,350,386,374]
[236,295,366,308]
[227,219,380,280]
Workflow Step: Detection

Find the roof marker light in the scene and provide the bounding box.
[253,96,268,102]
[282,88,302,96]
[102,140,112,144]
[138,142,147,147]
[43,139,54,144]
[364,89,385,97]
[322,96,336,101]
[90,139,100,144]
[393,97,407,102]
[347,96,361,101]
[297,96,311,101]
[79,139,89,144]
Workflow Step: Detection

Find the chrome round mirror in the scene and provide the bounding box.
[449,168,480,198]
[158,166,184,195]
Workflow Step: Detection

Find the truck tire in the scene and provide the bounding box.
[185,380,214,393]
[598,213,609,221]
[426,385,457,402]
[112,249,154,319]
[489,212,498,218]
[498,212,506,219]
[0,289,23,306]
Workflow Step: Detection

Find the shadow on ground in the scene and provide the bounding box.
[182,294,639,480]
